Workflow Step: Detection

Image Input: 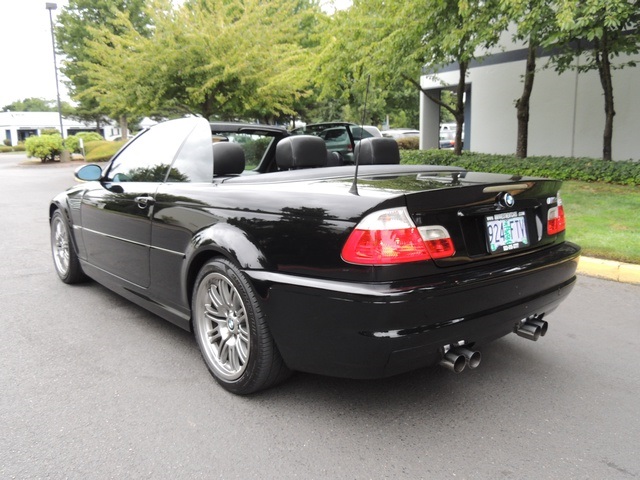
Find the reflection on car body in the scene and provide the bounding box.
[50,117,580,394]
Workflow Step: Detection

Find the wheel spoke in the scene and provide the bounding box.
[207,326,221,344]
[208,281,225,309]
[204,303,226,326]
[228,343,238,371]
[220,282,233,307]
[218,334,231,364]
[237,336,249,365]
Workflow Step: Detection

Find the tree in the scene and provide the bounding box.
[547,0,640,161]
[311,4,423,128]
[500,0,556,158]
[2,97,74,114]
[333,0,507,154]
[56,0,150,140]
[75,0,321,124]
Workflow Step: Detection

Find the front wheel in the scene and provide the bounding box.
[50,210,87,284]
[192,258,290,394]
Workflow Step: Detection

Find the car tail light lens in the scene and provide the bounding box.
[341,207,455,264]
[547,194,566,235]
[418,225,456,259]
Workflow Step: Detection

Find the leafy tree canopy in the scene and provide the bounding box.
[74,0,323,123]
[2,97,74,115]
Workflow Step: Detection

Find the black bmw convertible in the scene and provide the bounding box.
[50,117,580,394]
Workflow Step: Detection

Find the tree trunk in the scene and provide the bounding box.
[201,94,215,120]
[516,42,537,158]
[596,35,614,161]
[454,61,467,156]
[120,115,128,141]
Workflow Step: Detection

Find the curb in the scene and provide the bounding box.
[578,257,640,285]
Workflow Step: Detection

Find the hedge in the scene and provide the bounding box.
[400,150,640,186]
[396,136,420,150]
[0,144,27,153]
[84,141,126,162]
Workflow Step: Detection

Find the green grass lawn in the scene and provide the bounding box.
[561,181,640,264]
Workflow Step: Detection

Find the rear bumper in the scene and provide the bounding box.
[246,242,580,379]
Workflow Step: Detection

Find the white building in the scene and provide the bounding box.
[0,111,126,146]
[419,34,640,161]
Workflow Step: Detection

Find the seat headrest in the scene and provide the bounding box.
[326,151,344,166]
[213,142,245,176]
[276,135,327,170]
[355,137,400,165]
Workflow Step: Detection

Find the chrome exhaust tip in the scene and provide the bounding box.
[515,322,541,341]
[455,347,482,369]
[527,318,548,337]
[439,350,467,373]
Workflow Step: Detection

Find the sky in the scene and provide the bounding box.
[0,0,71,108]
[0,0,351,110]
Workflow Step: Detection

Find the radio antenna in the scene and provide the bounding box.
[349,74,371,196]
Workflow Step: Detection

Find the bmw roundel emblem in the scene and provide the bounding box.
[498,192,515,208]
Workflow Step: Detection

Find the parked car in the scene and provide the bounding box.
[382,128,420,139]
[439,130,456,149]
[50,117,580,394]
[290,122,378,163]
[440,123,457,132]
[362,125,382,137]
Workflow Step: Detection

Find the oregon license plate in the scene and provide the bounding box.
[485,211,529,253]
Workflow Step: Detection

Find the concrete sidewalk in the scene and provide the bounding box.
[578,257,640,285]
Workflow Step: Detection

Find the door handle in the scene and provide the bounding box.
[135,196,155,209]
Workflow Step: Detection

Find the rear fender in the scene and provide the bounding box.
[184,223,271,306]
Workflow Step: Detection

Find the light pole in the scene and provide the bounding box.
[46,2,64,139]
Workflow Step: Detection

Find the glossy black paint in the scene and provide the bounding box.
[51,118,580,380]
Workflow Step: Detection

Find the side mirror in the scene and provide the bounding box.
[75,164,102,182]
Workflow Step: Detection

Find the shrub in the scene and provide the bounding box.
[41,128,61,136]
[64,135,81,153]
[396,136,420,150]
[83,140,105,154]
[238,137,272,166]
[3,139,10,146]
[12,143,26,152]
[400,150,640,186]
[25,134,64,162]
[85,141,126,162]
[0,146,12,153]
[76,131,104,142]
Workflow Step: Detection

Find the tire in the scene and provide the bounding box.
[50,210,87,284]
[192,258,291,394]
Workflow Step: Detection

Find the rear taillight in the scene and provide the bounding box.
[341,207,455,265]
[418,225,456,259]
[547,194,566,235]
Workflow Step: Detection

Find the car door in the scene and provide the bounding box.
[80,118,204,287]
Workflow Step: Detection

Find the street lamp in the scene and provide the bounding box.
[46,2,64,139]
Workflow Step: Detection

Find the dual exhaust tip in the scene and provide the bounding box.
[514,316,549,341]
[439,346,481,373]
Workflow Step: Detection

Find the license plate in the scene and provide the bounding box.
[485,211,529,253]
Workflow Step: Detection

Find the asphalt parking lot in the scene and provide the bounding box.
[1,154,639,479]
